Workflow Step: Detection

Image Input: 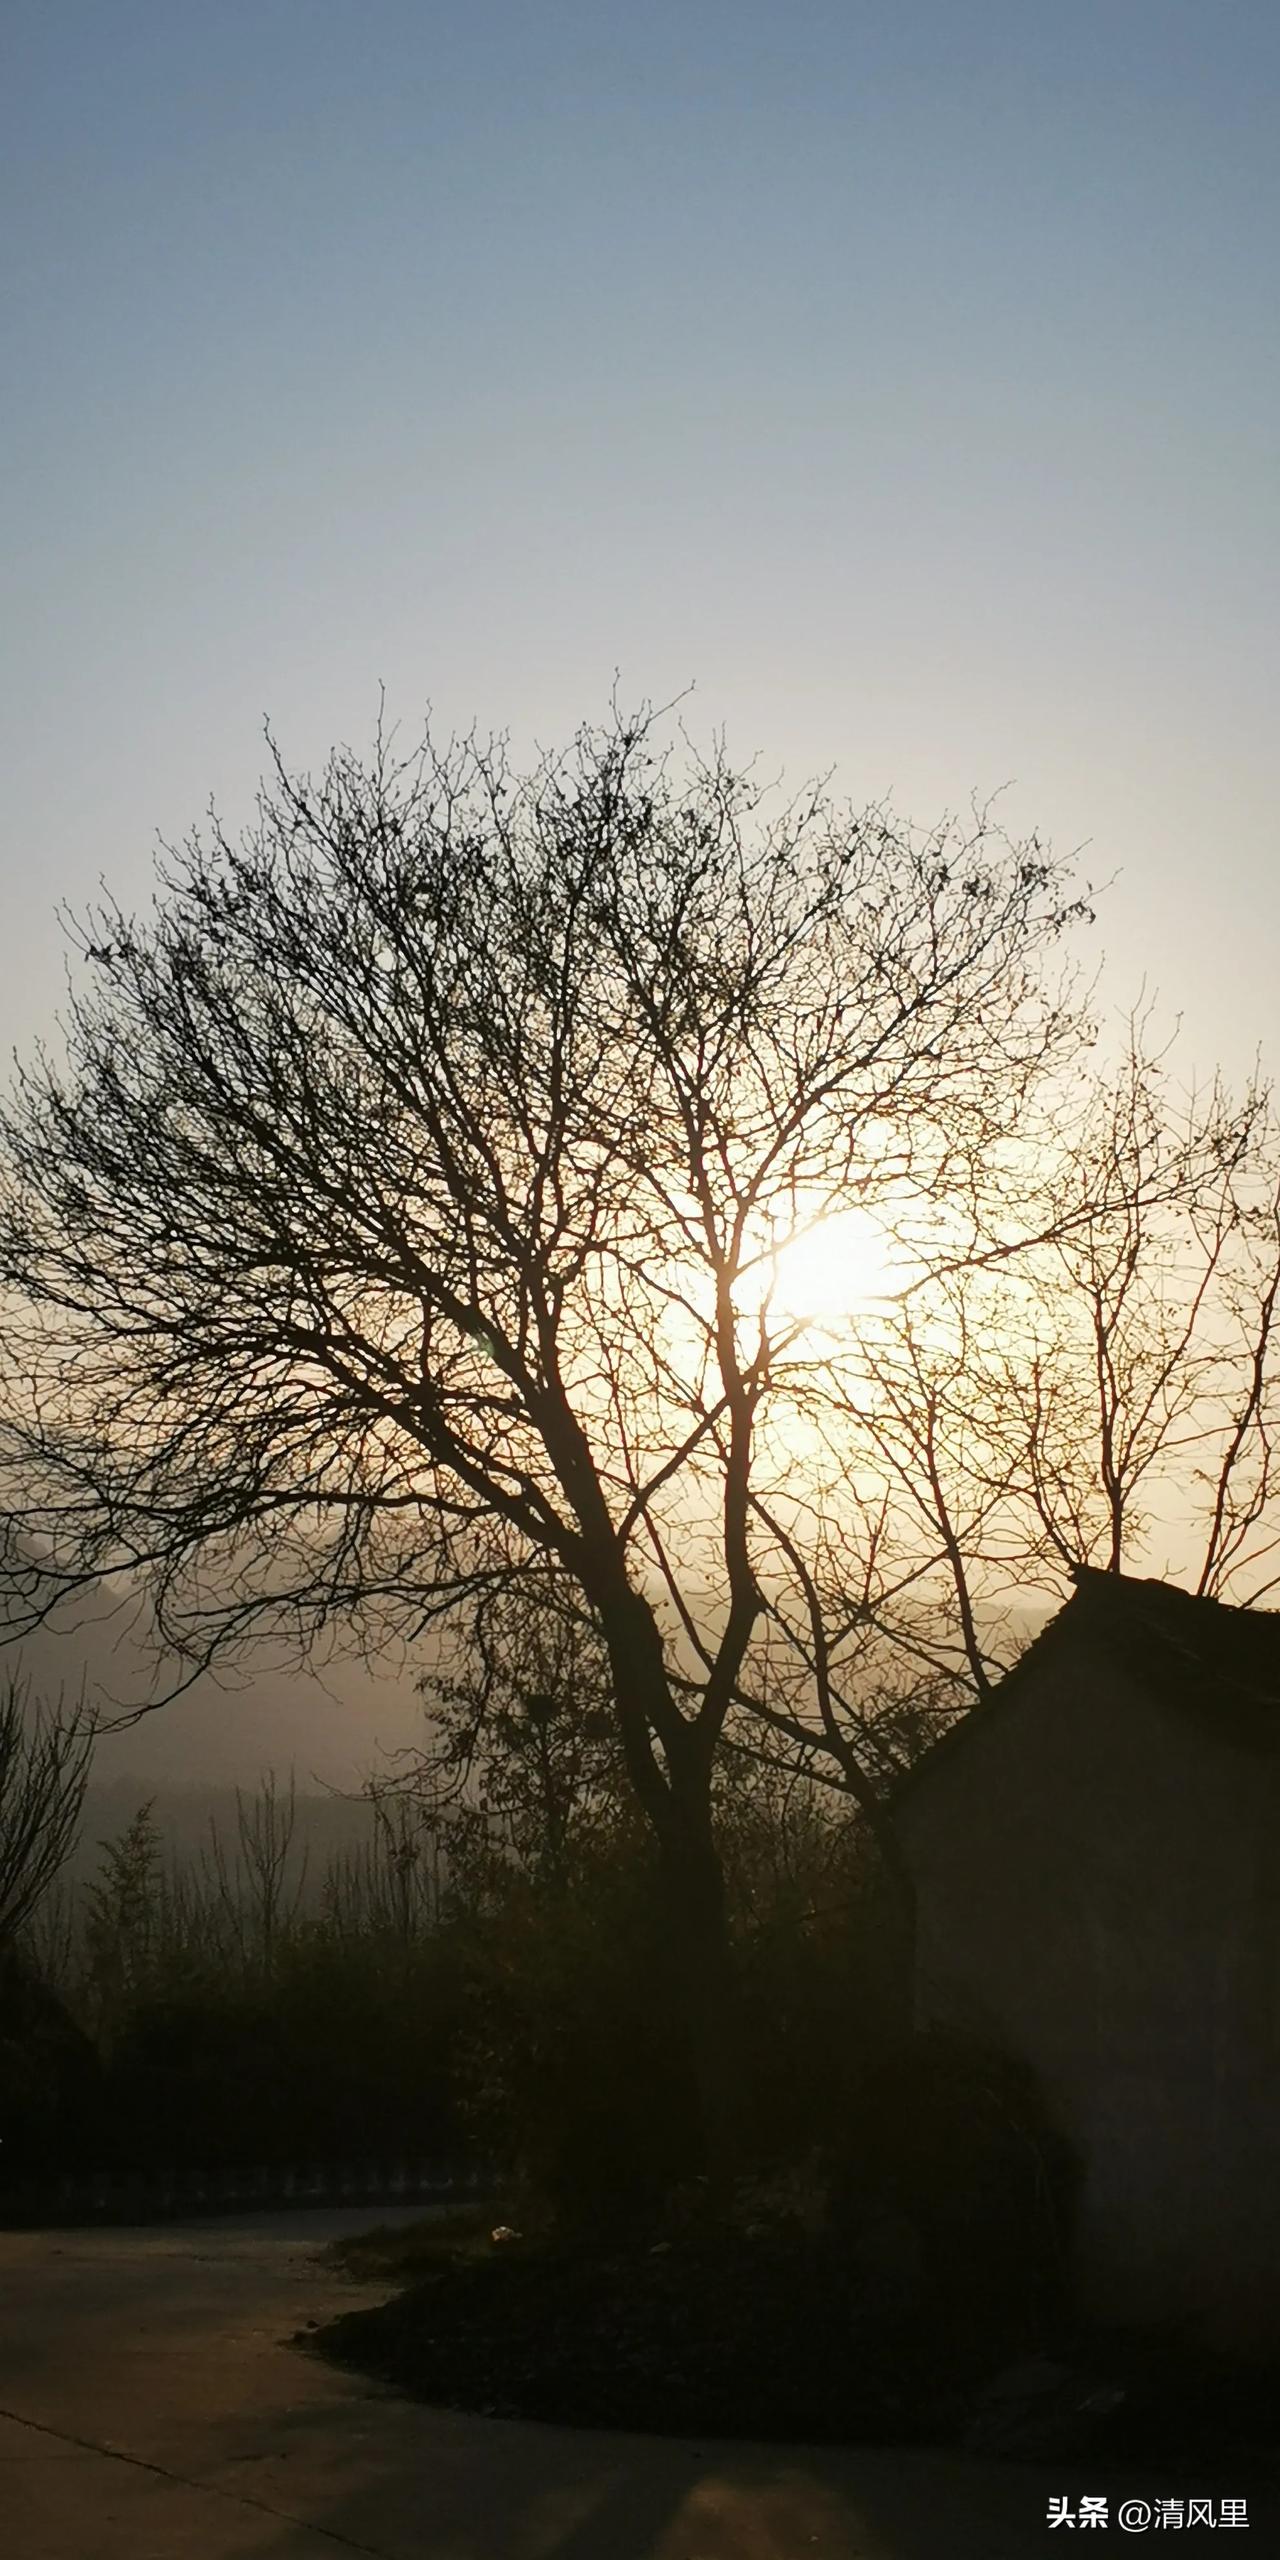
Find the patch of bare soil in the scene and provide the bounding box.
[303,2221,1030,2443]
[303,2216,1280,2466]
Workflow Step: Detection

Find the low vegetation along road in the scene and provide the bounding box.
[0,2208,1269,2559]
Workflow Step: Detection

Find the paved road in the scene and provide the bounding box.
[0,2210,1273,2558]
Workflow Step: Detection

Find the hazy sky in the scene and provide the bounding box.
[3,2,1278,1775]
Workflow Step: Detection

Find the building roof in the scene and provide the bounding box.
[892,1566,1280,1808]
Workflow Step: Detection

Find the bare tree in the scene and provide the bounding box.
[0,702,1093,2162]
[203,1772,308,1974]
[946,1020,1280,1601]
[0,1679,93,1945]
[757,1017,1280,1745]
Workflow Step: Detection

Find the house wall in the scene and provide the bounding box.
[896,1634,1280,2350]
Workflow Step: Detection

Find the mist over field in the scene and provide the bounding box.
[4,1586,431,1793]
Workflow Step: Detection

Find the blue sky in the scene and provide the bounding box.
[4,1,1278,1089]
[3,0,1278,1776]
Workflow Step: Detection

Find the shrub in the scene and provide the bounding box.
[0,1944,103,2176]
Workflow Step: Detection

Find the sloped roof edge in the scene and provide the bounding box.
[890,1566,1280,1810]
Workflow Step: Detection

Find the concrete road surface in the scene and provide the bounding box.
[0,2209,1273,2558]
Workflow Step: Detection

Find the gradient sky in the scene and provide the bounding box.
[4,1,1278,1082]
[4,2,1279,1778]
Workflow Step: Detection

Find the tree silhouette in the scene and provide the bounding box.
[821,1014,1280,1697]
[0,701,1092,2163]
[0,1679,92,1947]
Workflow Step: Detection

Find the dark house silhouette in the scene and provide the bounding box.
[895,1567,1280,2350]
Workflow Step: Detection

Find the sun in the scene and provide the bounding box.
[757,1207,900,1328]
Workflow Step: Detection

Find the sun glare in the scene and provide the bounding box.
[757,1208,901,1329]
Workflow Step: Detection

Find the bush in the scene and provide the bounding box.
[829,2029,1079,2331]
[0,1944,103,2177]
[17,1789,473,2178]
[443,1784,913,2229]
[446,1831,695,2227]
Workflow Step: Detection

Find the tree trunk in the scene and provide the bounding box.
[596,1583,743,2194]
[657,1766,742,2196]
